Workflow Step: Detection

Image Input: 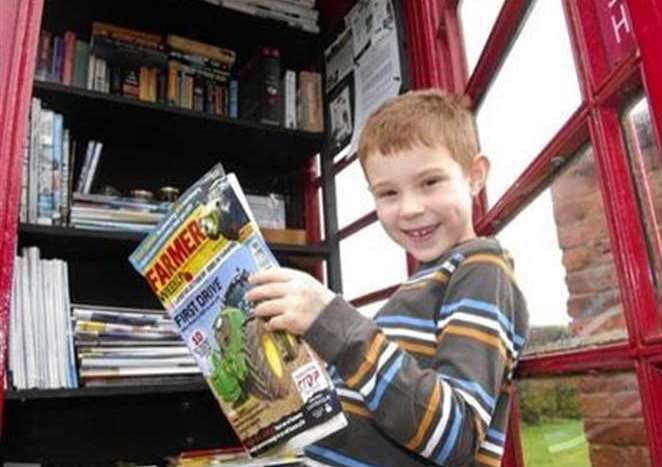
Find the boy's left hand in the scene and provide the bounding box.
[246,267,336,335]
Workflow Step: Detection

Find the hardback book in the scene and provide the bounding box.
[166,35,236,66]
[297,71,323,133]
[239,47,281,126]
[130,164,346,456]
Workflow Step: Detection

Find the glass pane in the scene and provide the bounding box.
[623,96,662,328]
[340,222,407,301]
[358,299,387,319]
[499,145,628,355]
[518,372,650,467]
[459,0,505,75]
[335,159,374,229]
[477,0,581,206]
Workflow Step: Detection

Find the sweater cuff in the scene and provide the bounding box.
[303,295,366,365]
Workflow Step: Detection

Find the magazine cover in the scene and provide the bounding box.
[129,164,346,456]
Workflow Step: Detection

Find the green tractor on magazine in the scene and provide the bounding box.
[210,269,300,405]
[199,178,249,242]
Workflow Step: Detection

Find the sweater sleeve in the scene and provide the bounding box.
[303,257,527,466]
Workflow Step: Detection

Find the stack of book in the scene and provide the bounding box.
[213,0,320,33]
[166,34,237,115]
[89,22,169,101]
[21,98,74,226]
[69,193,170,233]
[73,304,199,386]
[8,247,77,390]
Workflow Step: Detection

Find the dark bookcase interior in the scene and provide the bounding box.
[4,0,346,464]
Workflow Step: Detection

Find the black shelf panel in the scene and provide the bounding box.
[34,80,324,175]
[5,378,208,400]
[18,223,330,258]
[2,378,238,464]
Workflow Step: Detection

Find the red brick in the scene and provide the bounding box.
[566,289,621,319]
[578,390,643,419]
[589,444,651,467]
[578,373,638,394]
[569,308,627,338]
[584,419,649,446]
[552,191,606,226]
[557,220,609,250]
[551,157,601,201]
[566,264,619,294]
[562,241,613,273]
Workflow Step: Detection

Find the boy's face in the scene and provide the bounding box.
[365,145,487,262]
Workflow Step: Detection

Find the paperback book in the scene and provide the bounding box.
[129,163,346,456]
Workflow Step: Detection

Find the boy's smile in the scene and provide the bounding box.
[365,144,487,262]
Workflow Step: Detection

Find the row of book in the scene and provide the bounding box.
[6,248,201,389]
[36,21,323,130]
[8,247,77,390]
[21,98,113,226]
[21,99,72,226]
[73,304,199,386]
[205,0,320,34]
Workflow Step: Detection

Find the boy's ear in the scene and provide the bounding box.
[469,154,490,197]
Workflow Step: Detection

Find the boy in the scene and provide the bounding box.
[247,89,529,466]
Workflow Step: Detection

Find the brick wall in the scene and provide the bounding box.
[547,143,651,464]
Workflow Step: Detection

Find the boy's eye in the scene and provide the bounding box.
[423,177,442,188]
[375,189,397,199]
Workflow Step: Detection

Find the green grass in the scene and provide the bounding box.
[521,419,590,467]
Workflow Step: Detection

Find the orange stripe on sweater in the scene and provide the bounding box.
[345,333,386,388]
[406,380,441,450]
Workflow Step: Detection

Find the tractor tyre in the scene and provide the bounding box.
[244,318,290,401]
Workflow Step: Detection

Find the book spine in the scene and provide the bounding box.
[229,79,238,118]
[86,55,96,90]
[61,129,70,224]
[28,98,41,223]
[83,142,103,194]
[94,58,107,92]
[283,70,296,129]
[62,31,76,86]
[36,110,54,225]
[167,60,180,105]
[300,71,323,132]
[35,31,52,81]
[73,40,90,88]
[51,113,63,225]
[259,47,281,125]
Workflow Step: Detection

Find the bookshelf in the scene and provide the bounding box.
[3,0,344,464]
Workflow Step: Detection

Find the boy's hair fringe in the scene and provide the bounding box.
[357,89,480,171]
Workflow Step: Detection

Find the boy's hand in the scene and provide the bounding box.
[246,268,335,335]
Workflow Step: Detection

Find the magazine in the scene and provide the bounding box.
[129,163,346,456]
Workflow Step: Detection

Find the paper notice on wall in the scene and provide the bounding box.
[348,24,401,154]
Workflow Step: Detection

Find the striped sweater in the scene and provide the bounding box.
[302,237,529,466]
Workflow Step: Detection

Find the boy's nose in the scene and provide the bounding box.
[400,194,425,217]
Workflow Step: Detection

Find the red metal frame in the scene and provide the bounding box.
[454,0,662,465]
[464,0,533,110]
[0,0,44,432]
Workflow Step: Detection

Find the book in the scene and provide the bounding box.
[166,35,236,66]
[239,47,281,126]
[130,164,346,456]
[297,71,323,132]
